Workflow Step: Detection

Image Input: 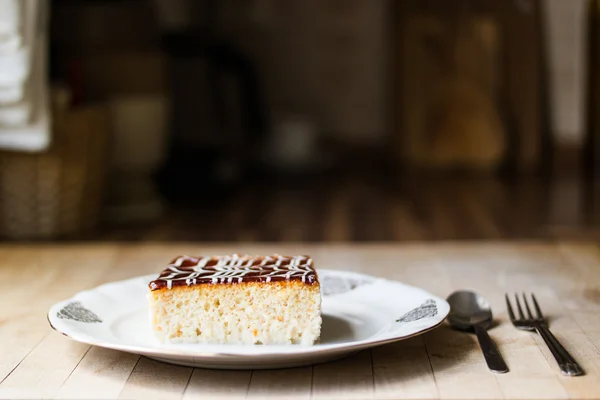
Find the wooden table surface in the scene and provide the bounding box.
[1,241,599,399]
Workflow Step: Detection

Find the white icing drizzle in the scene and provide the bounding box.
[151,254,316,289]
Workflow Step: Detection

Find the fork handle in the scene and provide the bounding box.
[536,325,584,376]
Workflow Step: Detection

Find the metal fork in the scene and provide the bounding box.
[505,293,584,376]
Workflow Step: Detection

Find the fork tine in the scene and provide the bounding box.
[514,293,526,320]
[522,292,534,319]
[531,293,544,319]
[505,293,516,321]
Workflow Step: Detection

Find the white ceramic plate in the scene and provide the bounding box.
[48,269,450,369]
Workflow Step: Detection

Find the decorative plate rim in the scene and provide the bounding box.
[47,269,450,358]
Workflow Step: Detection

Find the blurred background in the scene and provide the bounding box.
[0,0,598,243]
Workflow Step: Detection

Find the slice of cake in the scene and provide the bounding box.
[148,254,322,345]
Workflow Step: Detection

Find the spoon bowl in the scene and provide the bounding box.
[446,290,508,374]
[447,290,494,330]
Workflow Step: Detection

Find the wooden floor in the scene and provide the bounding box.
[98,174,600,242]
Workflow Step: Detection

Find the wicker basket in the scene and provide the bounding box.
[0,102,111,240]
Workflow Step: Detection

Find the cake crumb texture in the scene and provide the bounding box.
[148,280,322,345]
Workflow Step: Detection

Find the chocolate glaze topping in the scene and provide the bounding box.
[148,254,318,290]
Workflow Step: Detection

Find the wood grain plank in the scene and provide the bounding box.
[368,244,503,399]
[360,244,452,297]
[100,244,185,283]
[424,325,504,399]
[182,369,251,400]
[246,367,312,399]
[312,350,373,400]
[118,357,193,400]
[0,248,57,383]
[501,245,600,399]
[550,327,600,400]
[436,244,569,399]
[0,333,90,399]
[56,347,140,399]
[449,244,571,399]
[491,322,570,400]
[0,319,50,387]
[372,338,438,399]
[0,247,59,318]
[463,243,596,399]
[0,247,51,294]
[362,244,447,398]
[503,289,600,399]
[571,311,600,357]
[556,243,600,311]
[0,245,118,388]
[0,243,599,399]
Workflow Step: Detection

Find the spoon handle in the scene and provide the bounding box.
[474,324,509,373]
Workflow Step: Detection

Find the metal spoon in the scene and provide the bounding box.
[446,290,509,374]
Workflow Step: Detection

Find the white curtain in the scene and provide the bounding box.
[0,0,50,151]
